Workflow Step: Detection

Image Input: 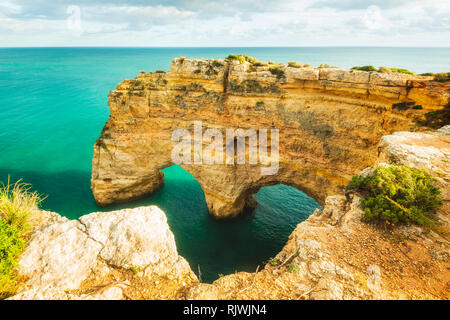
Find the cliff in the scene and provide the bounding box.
[10,127,449,300]
[91,57,449,218]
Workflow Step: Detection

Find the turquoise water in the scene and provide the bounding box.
[1,47,449,282]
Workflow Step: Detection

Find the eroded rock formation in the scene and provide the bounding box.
[91,58,449,218]
[186,127,449,300]
[12,127,449,300]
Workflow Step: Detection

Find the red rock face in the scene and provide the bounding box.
[91,58,449,218]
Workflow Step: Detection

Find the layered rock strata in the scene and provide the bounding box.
[186,127,449,300]
[12,127,449,300]
[91,58,449,218]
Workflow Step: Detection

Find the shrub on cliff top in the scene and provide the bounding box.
[269,65,286,80]
[434,72,450,82]
[0,179,43,299]
[350,165,442,227]
[288,61,302,68]
[378,66,392,74]
[225,54,259,65]
[389,68,414,75]
[351,65,377,72]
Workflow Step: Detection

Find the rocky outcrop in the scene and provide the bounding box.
[9,206,197,300]
[91,57,449,218]
[13,127,449,300]
[186,127,449,300]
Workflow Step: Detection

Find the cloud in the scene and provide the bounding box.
[308,0,410,11]
[0,0,449,46]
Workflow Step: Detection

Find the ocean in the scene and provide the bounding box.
[0,47,449,282]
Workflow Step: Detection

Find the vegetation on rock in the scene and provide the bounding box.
[351,65,377,72]
[225,54,258,65]
[434,72,450,82]
[268,65,286,81]
[0,179,43,299]
[287,61,302,68]
[352,65,414,74]
[389,68,414,75]
[350,165,442,226]
[378,66,392,74]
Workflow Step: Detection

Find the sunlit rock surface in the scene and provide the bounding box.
[10,206,197,300]
[91,57,449,218]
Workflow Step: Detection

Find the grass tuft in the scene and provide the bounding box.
[0,178,44,299]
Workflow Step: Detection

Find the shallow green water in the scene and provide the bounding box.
[1,47,448,282]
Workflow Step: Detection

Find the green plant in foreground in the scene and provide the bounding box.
[0,178,43,299]
[350,165,442,226]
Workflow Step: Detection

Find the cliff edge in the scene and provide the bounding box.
[91,57,449,218]
[11,127,450,300]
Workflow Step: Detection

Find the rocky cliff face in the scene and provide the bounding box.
[11,127,449,300]
[91,58,449,218]
[185,126,449,300]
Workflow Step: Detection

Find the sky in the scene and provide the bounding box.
[0,0,449,47]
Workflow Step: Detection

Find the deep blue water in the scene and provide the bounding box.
[0,47,448,282]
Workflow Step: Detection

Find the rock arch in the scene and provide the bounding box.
[91,57,449,218]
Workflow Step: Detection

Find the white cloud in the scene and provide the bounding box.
[0,0,449,46]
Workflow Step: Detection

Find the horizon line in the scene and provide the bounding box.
[1,46,450,49]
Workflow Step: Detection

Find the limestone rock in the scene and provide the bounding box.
[378,130,450,173]
[91,57,449,218]
[186,284,219,300]
[17,215,102,296]
[10,206,196,300]
[80,206,179,272]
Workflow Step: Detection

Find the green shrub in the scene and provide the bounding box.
[211,60,223,68]
[253,61,268,67]
[155,70,166,73]
[419,72,434,77]
[225,54,259,65]
[350,165,442,226]
[286,263,300,273]
[226,54,239,61]
[389,68,414,75]
[0,220,26,299]
[287,61,302,68]
[0,179,43,299]
[351,65,377,72]
[434,72,450,82]
[269,65,286,80]
[268,258,281,266]
[378,66,392,74]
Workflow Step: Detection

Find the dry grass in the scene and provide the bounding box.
[0,177,44,299]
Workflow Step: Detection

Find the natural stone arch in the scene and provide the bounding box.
[91,57,449,219]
